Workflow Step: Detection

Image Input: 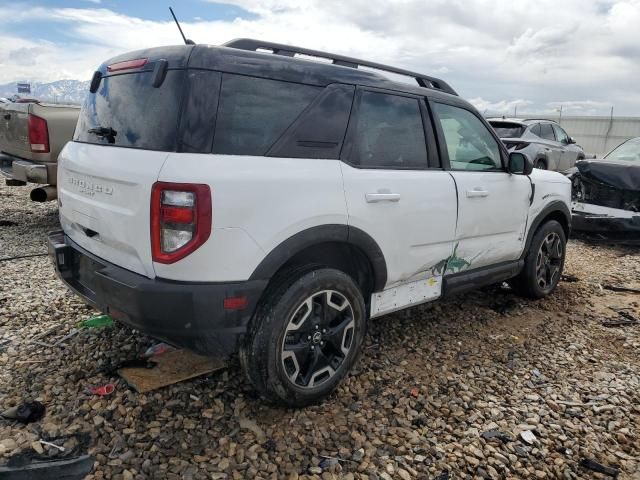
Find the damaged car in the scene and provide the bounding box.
[566,137,640,233]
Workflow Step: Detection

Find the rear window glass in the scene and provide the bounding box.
[539,123,556,141]
[347,91,427,169]
[213,74,321,156]
[74,70,185,151]
[489,122,525,138]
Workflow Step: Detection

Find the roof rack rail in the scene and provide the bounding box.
[223,38,458,96]
[522,118,557,123]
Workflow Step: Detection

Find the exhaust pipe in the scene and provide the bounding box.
[30,185,57,202]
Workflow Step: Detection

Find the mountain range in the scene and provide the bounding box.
[0,79,89,105]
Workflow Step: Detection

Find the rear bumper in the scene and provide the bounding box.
[48,231,268,358]
[0,152,56,185]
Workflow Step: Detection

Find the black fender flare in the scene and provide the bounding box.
[249,224,388,292]
[521,200,571,258]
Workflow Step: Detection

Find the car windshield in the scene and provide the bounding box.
[488,122,525,138]
[604,137,640,162]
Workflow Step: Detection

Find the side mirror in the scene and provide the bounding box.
[568,137,576,144]
[508,152,533,175]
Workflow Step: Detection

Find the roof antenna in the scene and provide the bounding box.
[169,7,195,45]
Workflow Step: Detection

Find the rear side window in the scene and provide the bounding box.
[346,90,427,169]
[213,74,321,156]
[539,123,555,141]
[531,124,542,137]
[74,70,185,151]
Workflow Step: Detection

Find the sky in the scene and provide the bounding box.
[1,0,640,115]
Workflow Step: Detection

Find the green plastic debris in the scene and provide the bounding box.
[77,315,114,329]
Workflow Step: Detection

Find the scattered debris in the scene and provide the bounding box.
[601,317,638,327]
[520,430,536,444]
[1,401,45,424]
[409,387,419,397]
[319,457,340,469]
[118,349,224,393]
[238,417,266,443]
[531,368,541,377]
[0,454,94,480]
[481,428,514,443]
[602,284,640,294]
[560,274,580,282]
[38,439,65,452]
[87,384,115,397]
[77,315,114,329]
[143,342,175,358]
[579,458,620,478]
[556,446,573,456]
[0,219,18,227]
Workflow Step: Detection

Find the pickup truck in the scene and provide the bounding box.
[0,101,80,201]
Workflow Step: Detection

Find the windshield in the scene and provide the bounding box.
[605,137,640,162]
[488,122,525,138]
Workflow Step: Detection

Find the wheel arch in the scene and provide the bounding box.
[522,201,571,259]
[249,224,388,295]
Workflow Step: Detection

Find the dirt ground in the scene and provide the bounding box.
[1,182,639,479]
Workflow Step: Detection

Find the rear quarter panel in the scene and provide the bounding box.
[155,154,348,282]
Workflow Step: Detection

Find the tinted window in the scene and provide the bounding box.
[552,124,569,144]
[347,91,427,169]
[531,123,542,137]
[74,70,185,151]
[489,122,525,138]
[179,70,221,153]
[213,74,321,156]
[268,84,354,159]
[539,123,556,141]
[434,103,502,171]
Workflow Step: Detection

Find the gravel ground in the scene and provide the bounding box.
[1,182,639,480]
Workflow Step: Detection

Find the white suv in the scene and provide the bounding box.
[48,39,571,406]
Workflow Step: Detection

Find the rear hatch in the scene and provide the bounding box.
[58,46,192,278]
[488,121,529,151]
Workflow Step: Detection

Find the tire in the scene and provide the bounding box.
[534,159,547,170]
[510,220,566,298]
[241,268,367,407]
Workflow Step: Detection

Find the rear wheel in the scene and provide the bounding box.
[510,220,566,298]
[241,268,366,407]
[534,159,547,170]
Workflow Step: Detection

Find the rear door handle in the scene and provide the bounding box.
[365,193,401,203]
[466,188,489,198]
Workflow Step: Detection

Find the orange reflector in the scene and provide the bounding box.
[223,297,248,310]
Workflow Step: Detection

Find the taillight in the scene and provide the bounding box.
[150,182,212,264]
[28,114,49,153]
[107,58,148,72]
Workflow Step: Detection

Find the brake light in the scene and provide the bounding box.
[28,114,49,153]
[107,58,148,72]
[150,182,212,264]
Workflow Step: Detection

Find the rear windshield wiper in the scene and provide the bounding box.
[88,126,117,144]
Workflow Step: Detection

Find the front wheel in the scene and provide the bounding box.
[510,220,566,298]
[241,268,366,407]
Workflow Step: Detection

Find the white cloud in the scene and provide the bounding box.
[0,1,639,113]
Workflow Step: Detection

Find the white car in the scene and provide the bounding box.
[48,39,572,406]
